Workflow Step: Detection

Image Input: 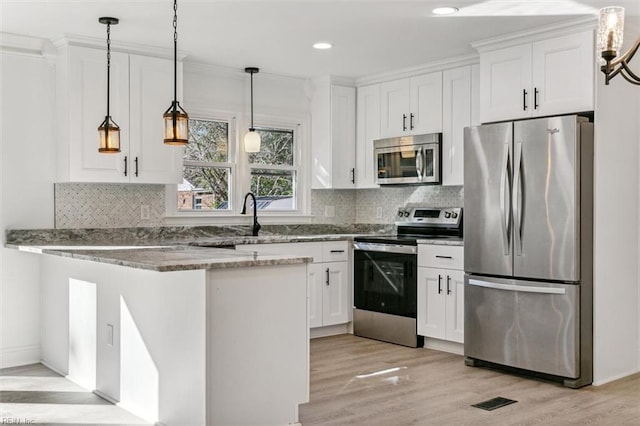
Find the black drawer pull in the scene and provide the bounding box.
[330,250,345,253]
[435,255,453,259]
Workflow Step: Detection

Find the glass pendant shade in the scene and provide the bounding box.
[98,117,121,153]
[598,7,625,64]
[163,103,189,145]
[244,130,261,152]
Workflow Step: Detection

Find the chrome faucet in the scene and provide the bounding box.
[241,192,261,236]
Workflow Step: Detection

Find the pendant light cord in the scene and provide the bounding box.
[173,0,178,111]
[250,71,254,131]
[106,21,111,126]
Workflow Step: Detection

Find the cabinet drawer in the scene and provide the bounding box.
[322,241,349,262]
[418,245,464,270]
[240,242,323,263]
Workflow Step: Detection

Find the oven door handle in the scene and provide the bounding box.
[353,242,417,255]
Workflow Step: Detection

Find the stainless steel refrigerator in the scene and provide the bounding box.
[463,114,593,388]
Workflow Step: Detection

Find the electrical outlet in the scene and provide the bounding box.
[106,324,114,346]
[376,206,383,219]
[140,205,150,220]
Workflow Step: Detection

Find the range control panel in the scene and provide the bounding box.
[395,207,462,227]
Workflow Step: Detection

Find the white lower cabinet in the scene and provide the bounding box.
[417,245,464,343]
[237,241,350,329]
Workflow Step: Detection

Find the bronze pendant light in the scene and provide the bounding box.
[98,17,121,153]
[244,67,261,152]
[163,0,189,144]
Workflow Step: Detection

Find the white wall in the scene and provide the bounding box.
[592,16,640,385]
[0,39,57,367]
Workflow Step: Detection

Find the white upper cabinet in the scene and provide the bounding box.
[479,30,594,123]
[355,84,380,189]
[311,77,356,189]
[442,66,472,187]
[380,72,442,138]
[56,43,183,183]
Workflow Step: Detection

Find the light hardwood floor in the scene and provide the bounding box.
[1,336,638,425]
[299,334,640,426]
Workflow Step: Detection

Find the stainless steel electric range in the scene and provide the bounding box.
[353,206,462,347]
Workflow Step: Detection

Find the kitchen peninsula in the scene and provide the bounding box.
[10,238,313,426]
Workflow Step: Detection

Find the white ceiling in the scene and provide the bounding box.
[1,0,639,79]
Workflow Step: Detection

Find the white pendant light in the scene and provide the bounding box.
[97,17,121,153]
[244,67,261,153]
[163,0,189,145]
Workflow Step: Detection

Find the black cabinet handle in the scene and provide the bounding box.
[447,275,452,295]
[437,274,442,294]
[523,89,528,111]
[326,268,330,286]
[124,156,128,177]
[134,157,139,177]
[402,114,407,131]
[351,168,355,184]
[410,113,414,130]
[330,250,345,253]
[534,88,539,110]
[435,255,453,259]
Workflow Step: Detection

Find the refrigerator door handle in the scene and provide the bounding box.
[416,147,424,181]
[499,143,511,255]
[513,142,523,256]
[468,279,566,295]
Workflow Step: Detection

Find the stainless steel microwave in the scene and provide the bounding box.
[374,133,442,185]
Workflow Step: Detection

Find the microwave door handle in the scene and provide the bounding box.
[416,147,424,181]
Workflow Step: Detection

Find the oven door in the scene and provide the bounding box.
[354,244,417,318]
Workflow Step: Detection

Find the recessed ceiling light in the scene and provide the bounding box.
[432,6,459,15]
[313,42,333,50]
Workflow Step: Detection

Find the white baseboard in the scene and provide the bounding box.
[310,323,349,339]
[593,367,640,386]
[0,344,40,369]
[39,359,67,377]
[93,389,119,405]
[423,338,464,355]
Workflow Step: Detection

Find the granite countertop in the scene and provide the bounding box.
[416,237,464,246]
[35,245,313,272]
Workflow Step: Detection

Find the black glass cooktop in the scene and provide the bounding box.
[354,234,461,246]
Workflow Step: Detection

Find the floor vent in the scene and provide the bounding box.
[471,396,518,411]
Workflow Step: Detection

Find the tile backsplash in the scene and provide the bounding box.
[55,183,463,229]
[55,183,165,229]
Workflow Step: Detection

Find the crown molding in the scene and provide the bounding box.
[355,53,479,87]
[471,17,597,53]
[0,32,53,58]
[51,33,187,60]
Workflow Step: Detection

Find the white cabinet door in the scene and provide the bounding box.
[417,267,446,340]
[380,78,410,138]
[67,46,130,182]
[129,55,183,184]
[471,64,481,127]
[442,66,470,186]
[531,30,594,117]
[355,84,380,188]
[479,44,532,123]
[444,269,464,343]
[307,263,324,329]
[322,261,349,326]
[330,85,356,188]
[410,72,443,135]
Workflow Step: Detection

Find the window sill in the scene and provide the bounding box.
[163,213,315,226]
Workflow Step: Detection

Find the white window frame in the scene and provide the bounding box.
[165,111,312,225]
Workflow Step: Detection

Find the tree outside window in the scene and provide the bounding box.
[249,128,296,210]
[178,118,232,211]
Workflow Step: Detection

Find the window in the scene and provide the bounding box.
[178,118,232,211]
[248,127,297,211]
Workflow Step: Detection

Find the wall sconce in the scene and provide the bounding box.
[598,6,640,85]
[244,67,261,153]
[163,0,189,145]
[98,17,121,153]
